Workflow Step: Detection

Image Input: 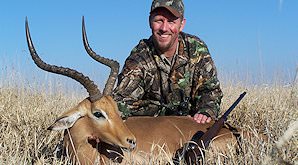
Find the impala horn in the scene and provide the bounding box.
[25,18,102,102]
[82,16,120,96]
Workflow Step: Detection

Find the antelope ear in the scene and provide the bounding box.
[47,112,82,131]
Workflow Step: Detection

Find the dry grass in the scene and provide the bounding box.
[0,75,297,164]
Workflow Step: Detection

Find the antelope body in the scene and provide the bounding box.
[25,17,248,164]
[53,98,241,164]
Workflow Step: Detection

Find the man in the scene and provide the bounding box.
[113,0,223,124]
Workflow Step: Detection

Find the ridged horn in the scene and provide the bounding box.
[25,18,102,102]
[82,16,120,96]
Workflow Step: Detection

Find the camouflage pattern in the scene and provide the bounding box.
[113,32,223,119]
[151,0,184,18]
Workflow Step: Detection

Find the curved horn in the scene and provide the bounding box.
[82,16,120,96]
[25,18,102,102]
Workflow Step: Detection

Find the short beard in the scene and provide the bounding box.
[153,40,170,54]
[152,35,179,55]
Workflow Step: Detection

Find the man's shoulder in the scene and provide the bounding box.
[181,32,207,47]
[131,38,153,54]
[181,32,210,58]
[125,38,154,65]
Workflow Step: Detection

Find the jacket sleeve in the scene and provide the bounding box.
[191,39,223,119]
[112,48,146,116]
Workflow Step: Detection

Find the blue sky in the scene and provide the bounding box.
[0,1,297,86]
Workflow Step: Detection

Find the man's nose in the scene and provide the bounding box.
[160,21,169,32]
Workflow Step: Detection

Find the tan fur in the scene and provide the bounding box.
[125,116,238,154]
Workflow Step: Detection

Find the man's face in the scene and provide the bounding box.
[150,8,185,54]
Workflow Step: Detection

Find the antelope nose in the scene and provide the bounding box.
[127,138,136,149]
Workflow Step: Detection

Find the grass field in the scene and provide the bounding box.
[0,69,297,164]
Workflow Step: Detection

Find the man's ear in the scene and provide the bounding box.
[47,112,82,131]
[149,15,153,29]
[179,18,186,32]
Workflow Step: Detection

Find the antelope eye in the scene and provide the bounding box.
[93,112,104,119]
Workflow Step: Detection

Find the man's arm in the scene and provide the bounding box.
[113,56,145,117]
[193,57,223,122]
[189,38,223,123]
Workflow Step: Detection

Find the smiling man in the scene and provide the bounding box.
[113,0,223,124]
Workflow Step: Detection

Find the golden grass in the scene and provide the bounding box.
[0,78,297,164]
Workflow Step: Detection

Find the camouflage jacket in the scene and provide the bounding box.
[113,32,223,119]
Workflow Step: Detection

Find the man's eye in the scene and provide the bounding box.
[168,21,175,25]
[93,112,104,118]
[154,20,163,23]
[168,19,176,24]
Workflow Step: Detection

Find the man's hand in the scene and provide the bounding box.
[193,113,211,124]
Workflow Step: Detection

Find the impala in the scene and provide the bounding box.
[26,18,253,164]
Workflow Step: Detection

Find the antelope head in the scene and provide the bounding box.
[25,18,136,151]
